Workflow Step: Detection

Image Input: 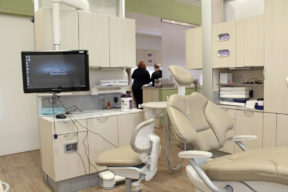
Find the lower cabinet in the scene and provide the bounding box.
[88,116,118,173]
[219,108,263,154]
[39,111,144,181]
[235,110,263,152]
[118,112,145,146]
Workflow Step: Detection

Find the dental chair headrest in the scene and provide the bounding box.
[168,65,194,86]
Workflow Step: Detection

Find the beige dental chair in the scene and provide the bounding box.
[95,118,161,192]
[167,65,288,192]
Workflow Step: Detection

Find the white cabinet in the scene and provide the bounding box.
[35,8,136,68]
[235,110,263,152]
[219,108,236,154]
[87,116,118,173]
[118,112,145,146]
[213,21,236,68]
[264,0,288,114]
[276,114,288,147]
[35,8,79,51]
[236,15,264,67]
[110,16,136,68]
[263,113,277,148]
[79,12,110,67]
[39,111,144,181]
[39,118,88,181]
[186,27,202,69]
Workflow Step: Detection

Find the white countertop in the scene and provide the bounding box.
[40,108,143,122]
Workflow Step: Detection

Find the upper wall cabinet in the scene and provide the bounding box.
[109,17,136,68]
[186,27,202,70]
[35,8,136,68]
[213,21,236,68]
[35,8,79,51]
[236,15,264,67]
[79,12,110,68]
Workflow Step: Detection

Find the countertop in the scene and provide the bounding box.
[219,104,264,112]
[142,85,196,90]
[40,108,143,122]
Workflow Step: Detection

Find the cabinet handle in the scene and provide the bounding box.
[217,33,230,41]
[218,49,230,57]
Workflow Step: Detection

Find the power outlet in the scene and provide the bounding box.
[65,143,78,152]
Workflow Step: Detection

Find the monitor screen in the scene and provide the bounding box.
[22,50,89,93]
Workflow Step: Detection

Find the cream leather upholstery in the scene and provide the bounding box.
[168,65,194,85]
[202,147,288,185]
[167,92,233,151]
[96,146,142,167]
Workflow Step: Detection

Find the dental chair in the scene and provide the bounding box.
[167,92,288,192]
[95,118,161,192]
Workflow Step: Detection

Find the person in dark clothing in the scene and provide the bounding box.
[132,61,151,108]
[151,63,162,87]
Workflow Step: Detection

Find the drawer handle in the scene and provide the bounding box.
[243,110,254,116]
[218,49,230,57]
[217,33,230,41]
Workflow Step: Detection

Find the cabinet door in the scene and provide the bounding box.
[118,112,145,146]
[79,12,109,67]
[276,114,288,147]
[213,21,236,68]
[110,17,136,67]
[264,0,288,114]
[35,8,79,50]
[263,113,277,148]
[87,116,118,173]
[186,27,202,69]
[235,110,263,152]
[53,132,89,181]
[236,15,264,67]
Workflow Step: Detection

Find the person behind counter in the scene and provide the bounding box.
[151,63,162,87]
[132,61,151,108]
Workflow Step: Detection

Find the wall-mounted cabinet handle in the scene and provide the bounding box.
[217,33,230,41]
[218,49,230,57]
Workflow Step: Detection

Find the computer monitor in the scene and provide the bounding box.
[21,50,89,93]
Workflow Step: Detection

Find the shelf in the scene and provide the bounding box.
[219,83,263,87]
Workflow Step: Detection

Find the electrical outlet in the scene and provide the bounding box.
[65,143,78,152]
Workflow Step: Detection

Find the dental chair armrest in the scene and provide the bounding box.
[228,135,257,142]
[178,151,213,159]
[228,135,257,151]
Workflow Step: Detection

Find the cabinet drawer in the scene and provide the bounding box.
[276,114,288,147]
[53,119,87,135]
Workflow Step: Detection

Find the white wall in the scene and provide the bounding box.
[0,14,39,156]
[161,22,202,83]
[136,34,161,50]
[224,0,264,21]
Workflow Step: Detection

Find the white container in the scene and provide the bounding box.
[121,94,132,111]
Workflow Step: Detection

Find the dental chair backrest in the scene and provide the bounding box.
[130,118,160,180]
[131,118,155,154]
[168,65,194,96]
[167,92,233,151]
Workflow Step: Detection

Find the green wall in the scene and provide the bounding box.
[0,0,201,25]
[0,0,33,16]
[126,0,201,25]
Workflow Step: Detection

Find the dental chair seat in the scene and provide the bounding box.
[96,145,142,167]
[202,147,288,185]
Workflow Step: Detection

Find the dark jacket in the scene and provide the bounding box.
[132,68,151,89]
[151,70,162,86]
